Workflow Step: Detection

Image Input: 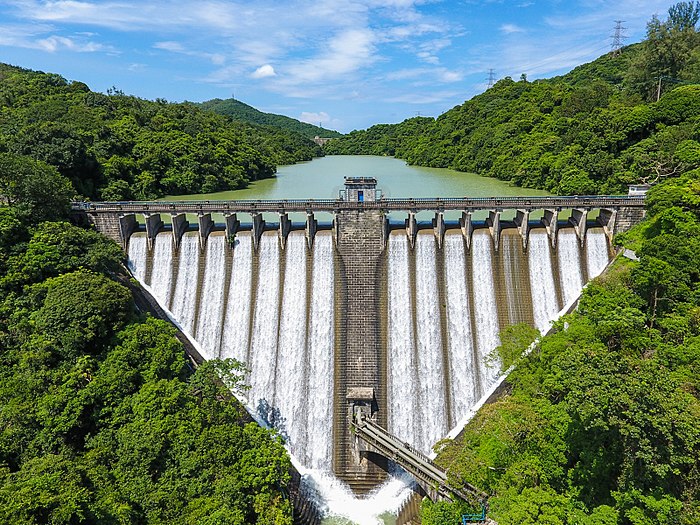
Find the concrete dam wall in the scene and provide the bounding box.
[124,217,614,494]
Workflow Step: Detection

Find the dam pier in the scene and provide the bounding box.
[74,178,646,496]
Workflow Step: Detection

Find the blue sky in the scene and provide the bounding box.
[0,0,680,133]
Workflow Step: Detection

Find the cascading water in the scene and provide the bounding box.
[127,221,613,525]
[557,229,585,307]
[443,232,476,428]
[528,229,560,334]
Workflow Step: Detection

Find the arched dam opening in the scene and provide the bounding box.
[79,190,646,521]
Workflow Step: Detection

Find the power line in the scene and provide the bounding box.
[610,20,627,56]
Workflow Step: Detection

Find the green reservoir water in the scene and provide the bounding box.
[163,155,551,201]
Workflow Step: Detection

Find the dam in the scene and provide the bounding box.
[75,178,646,501]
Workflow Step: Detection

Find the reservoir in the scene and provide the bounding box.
[163,154,551,201]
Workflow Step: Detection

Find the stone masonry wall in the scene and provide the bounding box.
[333,209,388,492]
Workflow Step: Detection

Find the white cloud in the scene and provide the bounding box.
[251,64,276,78]
[154,40,225,65]
[500,23,525,34]
[299,111,331,124]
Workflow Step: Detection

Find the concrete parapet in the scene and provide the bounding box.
[597,208,617,244]
[569,208,589,246]
[224,213,239,246]
[197,213,214,250]
[306,212,318,249]
[541,209,559,248]
[251,213,265,251]
[405,212,418,249]
[144,213,164,250]
[433,212,446,249]
[279,213,292,249]
[514,209,530,250]
[171,213,189,250]
[487,210,501,251]
[460,211,473,250]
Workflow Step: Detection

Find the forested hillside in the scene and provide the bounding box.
[0,154,294,524]
[200,98,343,139]
[423,169,700,525]
[326,4,700,195]
[0,63,322,201]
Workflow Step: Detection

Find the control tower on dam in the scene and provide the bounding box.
[73,179,646,495]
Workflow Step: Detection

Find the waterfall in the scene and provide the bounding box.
[127,233,148,283]
[387,233,418,444]
[443,233,476,428]
[528,229,560,334]
[170,232,201,336]
[248,233,282,418]
[149,232,175,309]
[220,234,253,363]
[195,233,227,360]
[586,228,610,279]
[306,232,335,470]
[275,232,309,453]
[557,229,584,306]
[470,230,501,392]
[413,232,448,453]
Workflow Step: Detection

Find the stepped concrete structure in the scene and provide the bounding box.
[73,179,646,496]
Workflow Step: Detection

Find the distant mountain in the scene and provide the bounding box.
[199,98,343,139]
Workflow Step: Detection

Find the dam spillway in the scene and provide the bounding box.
[125,220,613,492]
[76,183,646,510]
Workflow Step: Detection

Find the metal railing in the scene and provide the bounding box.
[72,195,645,214]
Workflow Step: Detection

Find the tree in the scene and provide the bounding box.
[0,153,74,222]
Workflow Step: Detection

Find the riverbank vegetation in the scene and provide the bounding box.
[0,63,322,201]
[326,3,700,196]
[423,156,700,525]
[0,159,294,524]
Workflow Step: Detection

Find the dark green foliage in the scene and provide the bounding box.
[0,63,322,200]
[0,152,74,222]
[200,97,342,139]
[0,203,293,523]
[429,171,700,524]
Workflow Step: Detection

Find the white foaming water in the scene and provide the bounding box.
[470,231,501,391]
[195,233,227,360]
[557,229,584,306]
[586,228,611,279]
[248,233,281,415]
[443,233,476,428]
[386,233,418,444]
[126,233,148,283]
[170,232,201,336]
[528,230,560,334]
[125,222,614,525]
[148,232,174,308]
[306,232,335,470]
[220,234,253,363]
[275,232,309,457]
[413,233,447,453]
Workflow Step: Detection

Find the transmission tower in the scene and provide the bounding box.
[610,20,627,56]
[486,69,496,89]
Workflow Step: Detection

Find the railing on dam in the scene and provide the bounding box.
[73,195,646,252]
[73,195,645,214]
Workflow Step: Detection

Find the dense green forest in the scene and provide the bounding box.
[326,4,700,196]
[199,98,342,139]
[0,156,294,524]
[0,63,323,201]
